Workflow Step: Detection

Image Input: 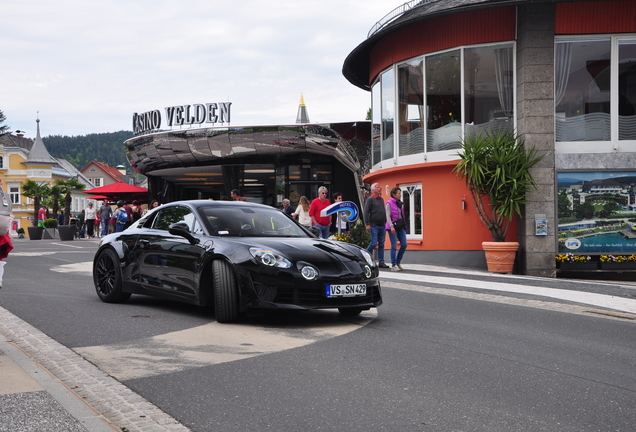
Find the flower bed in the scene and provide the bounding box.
[598,255,636,270]
[556,253,597,270]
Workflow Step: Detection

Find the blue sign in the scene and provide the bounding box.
[320,201,359,222]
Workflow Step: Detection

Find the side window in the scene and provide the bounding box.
[152,206,194,231]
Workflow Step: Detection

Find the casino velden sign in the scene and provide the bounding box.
[133,102,232,135]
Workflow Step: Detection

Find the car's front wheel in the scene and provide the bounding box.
[94,249,131,303]
[213,260,240,323]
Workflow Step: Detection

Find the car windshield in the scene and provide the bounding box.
[199,205,310,237]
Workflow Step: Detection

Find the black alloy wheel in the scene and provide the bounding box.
[94,249,131,303]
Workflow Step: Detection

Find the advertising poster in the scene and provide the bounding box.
[557,171,636,254]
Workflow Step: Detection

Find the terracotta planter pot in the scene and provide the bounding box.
[482,241,519,273]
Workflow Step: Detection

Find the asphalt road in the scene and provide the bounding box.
[1,238,635,431]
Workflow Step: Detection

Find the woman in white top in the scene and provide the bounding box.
[84,202,97,238]
[292,196,312,227]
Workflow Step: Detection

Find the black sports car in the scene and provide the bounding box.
[93,200,382,322]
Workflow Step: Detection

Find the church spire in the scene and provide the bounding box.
[295,93,310,124]
[24,114,57,165]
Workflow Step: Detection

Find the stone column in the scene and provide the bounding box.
[516,3,557,277]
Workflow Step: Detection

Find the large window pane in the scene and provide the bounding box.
[371,82,381,165]
[555,39,611,142]
[381,70,395,160]
[619,41,636,140]
[426,50,461,152]
[464,44,514,137]
[398,58,424,156]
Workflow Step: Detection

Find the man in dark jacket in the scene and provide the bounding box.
[363,183,388,268]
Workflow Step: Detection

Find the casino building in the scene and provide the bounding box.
[341,0,636,276]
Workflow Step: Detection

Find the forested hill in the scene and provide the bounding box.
[42,130,134,169]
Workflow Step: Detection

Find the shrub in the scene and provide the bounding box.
[43,218,58,228]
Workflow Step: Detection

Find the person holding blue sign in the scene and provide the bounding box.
[309,186,331,239]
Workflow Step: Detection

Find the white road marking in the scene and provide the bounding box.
[382,272,636,314]
[51,262,93,275]
[76,311,377,380]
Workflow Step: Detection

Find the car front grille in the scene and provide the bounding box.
[273,283,381,307]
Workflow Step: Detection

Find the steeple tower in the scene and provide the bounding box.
[24,115,56,165]
[295,93,310,124]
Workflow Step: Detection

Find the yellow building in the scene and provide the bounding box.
[0,118,75,233]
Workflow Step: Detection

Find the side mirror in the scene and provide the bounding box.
[168,222,200,245]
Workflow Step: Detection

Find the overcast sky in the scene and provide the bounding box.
[2,0,398,138]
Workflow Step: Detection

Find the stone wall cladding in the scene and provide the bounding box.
[516,3,557,277]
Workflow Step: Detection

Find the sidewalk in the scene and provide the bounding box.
[1,263,635,432]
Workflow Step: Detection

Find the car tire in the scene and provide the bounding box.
[94,249,131,303]
[338,307,363,317]
[213,260,240,323]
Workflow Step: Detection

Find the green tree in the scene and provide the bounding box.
[21,180,51,226]
[0,109,9,135]
[55,178,86,224]
[574,202,595,220]
[557,191,571,218]
[43,184,64,219]
[366,108,372,121]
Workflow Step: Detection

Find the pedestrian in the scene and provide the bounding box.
[57,210,65,227]
[309,186,332,239]
[231,189,248,202]
[98,201,113,237]
[113,200,128,233]
[292,196,312,228]
[364,183,388,268]
[0,182,14,289]
[85,202,96,237]
[331,192,349,235]
[385,187,408,271]
[282,198,294,216]
[131,200,142,222]
[38,206,47,227]
[123,201,133,228]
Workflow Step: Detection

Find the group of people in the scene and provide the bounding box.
[363,183,408,271]
[49,199,161,238]
[282,184,408,271]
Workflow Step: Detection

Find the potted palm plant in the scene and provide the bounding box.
[453,129,544,273]
[21,180,51,240]
[55,178,86,241]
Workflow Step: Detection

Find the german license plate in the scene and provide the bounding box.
[326,284,366,298]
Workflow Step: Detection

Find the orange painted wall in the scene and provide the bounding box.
[364,162,518,251]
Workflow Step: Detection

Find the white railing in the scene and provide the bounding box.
[368,0,442,38]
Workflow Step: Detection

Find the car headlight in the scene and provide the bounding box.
[361,249,374,267]
[364,265,372,278]
[249,248,292,268]
[300,266,318,280]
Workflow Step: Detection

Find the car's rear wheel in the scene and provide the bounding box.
[338,307,363,317]
[213,260,240,323]
[94,249,131,303]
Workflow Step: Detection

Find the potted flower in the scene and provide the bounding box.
[453,129,544,273]
[556,253,597,270]
[16,227,25,239]
[599,254,636,270]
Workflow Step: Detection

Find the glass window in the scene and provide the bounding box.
[555,38,611,142]
[401,183,422,237]
[0,156,3,168]
[153,206,195,231]
[398,58,424,156]
[426,50,462,152]
[381,70,395,161]
[372,81,381,165]
[9,186,19,204]
[464,44,514,137]
[619,40,636,140]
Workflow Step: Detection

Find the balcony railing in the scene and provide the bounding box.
[368,0,442,38]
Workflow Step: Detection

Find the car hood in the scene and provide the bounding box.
[230,237,362,263]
